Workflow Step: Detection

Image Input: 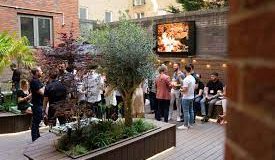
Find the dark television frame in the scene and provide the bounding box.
[155,21,196,57]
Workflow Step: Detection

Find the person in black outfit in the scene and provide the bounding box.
[201,72,224,122]
[193,74,204,121]
[17,79,32,114]
[30,66,44,141]
[43,70,67,126]
[10,63,21,101]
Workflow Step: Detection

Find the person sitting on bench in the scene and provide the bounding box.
[17,79,32,114]
[200,72,225,122]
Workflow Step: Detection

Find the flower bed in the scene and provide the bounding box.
[57,119,156,158]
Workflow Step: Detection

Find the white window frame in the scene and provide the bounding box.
[134,0,145,6]
[79,7,88,20]
[105,11,112,23]
[136,12,144,19]
[18,15,53,47]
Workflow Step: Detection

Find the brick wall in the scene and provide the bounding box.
[131,8,228,58]
[92,8,229,83]
[226,1,275,160]
[135,8,228,83]
[160,57,228,85]
[0,0,79,46]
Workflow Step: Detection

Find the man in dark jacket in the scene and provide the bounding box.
[30,66,44,141]
[43,70,67,126]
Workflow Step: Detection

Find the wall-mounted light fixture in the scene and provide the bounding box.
[222,64,227,68]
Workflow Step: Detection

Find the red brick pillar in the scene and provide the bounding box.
[226,0,275,159]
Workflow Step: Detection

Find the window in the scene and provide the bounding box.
[18,15,52,46]
[136,12,144,19]
[105,11,112,22]
[79,7,88,19]
[133,0,145,6]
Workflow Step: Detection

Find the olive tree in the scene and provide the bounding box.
[89,20,156,126]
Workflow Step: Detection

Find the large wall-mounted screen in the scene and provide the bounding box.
[156,21,196,57]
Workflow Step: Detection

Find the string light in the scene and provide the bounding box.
[157,59,161,63]
[206,64,211,68]
[181,59,185,63]
[169,62,172,66]
[222,64,227,68]
[192,59,197,63]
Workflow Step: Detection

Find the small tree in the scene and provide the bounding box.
[0,32,34,72]
[89,20,156,126]
[176,0,228,11]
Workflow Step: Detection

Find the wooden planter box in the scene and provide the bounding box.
[24,120,176,160]
[0,112,31,134]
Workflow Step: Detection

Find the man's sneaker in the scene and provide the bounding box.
[168,116,172,121]
[176,117,181,122]
[177,125,189,130]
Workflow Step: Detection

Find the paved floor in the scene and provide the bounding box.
[0,103,225,160]
[147,116,225,160]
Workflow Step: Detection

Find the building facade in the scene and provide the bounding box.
[79,0,181,22]
[0,0,79,47]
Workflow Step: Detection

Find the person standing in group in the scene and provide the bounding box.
[43,70,67,126]
[178,64,196,130]
[83,65,103,118]
[30,66,44,141]
[155,64,171,123]
[193,74,204,122]
[10,63,21,101]
[169,63,185,121]
[132,83,145,118]
[148,69,158,114]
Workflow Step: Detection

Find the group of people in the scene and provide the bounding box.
[148,63,227,129]
[10,62,128,141]
[10,61,227,141]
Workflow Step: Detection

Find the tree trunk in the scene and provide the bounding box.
[123,93,133,127]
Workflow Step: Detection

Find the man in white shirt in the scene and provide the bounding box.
[83,65,103,117]
[178,64,196,130]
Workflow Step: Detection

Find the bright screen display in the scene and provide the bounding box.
[157,22,195,56]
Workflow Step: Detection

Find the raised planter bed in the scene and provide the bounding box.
[0,112,32,134]
[24,119,176,160]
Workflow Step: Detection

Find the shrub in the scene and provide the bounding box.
[57,119,155,157]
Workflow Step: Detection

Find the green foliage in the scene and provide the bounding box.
[0,32,35,73]
[177,0,205,11]
[68,145,88,156]
[89,20,157,126]
[166,5,181,13]
[57,119,155,157]
[89,20,156,92]
[0,98,16,112]
[177,0,228,11]
[133,118,155,133]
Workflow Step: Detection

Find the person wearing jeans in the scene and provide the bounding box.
[155,64,171,123]
[193,74,204,122]
[169,63,185,121]
[169,89,181,121]
[178,64,196,130]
